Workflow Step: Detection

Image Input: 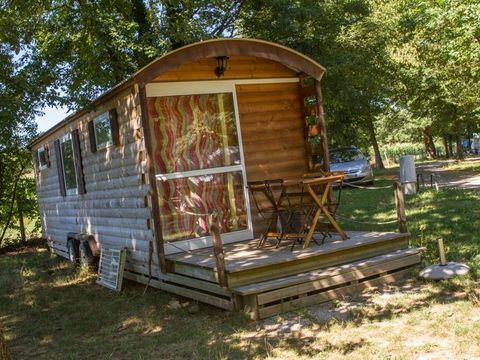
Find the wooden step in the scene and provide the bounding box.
[233,248,422,296]
[233,248,422,319]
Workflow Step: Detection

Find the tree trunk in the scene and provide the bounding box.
[366,119,384,169]
[422,127,437,159]
[448,135,454,158]
[0,326,11,360]
[443,135,450,158]
[456,135,464,160]
[18,200,26,245]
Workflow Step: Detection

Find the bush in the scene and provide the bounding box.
[381,143,443,163]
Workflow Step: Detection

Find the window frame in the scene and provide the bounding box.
[59,133,78,196]
[37,145,48,171]
[93,112,113,150]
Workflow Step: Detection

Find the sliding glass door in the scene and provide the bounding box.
[147,90,251,247]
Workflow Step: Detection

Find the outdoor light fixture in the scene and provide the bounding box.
[214,56,229,77]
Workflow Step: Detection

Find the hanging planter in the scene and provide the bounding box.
[309,134,321,145]
[308,124,319,137]
[303,95,317,107]
[305,115,318,125]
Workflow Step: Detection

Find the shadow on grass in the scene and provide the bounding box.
[0,249,270,360]
[2,246,479,359]
[2,184,480,359]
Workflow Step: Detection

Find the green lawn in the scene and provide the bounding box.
[1,174,480,359]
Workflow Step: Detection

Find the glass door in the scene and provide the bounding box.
[147,90,251,248]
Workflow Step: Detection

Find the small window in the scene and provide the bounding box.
[37,146,49,170]
[60,134,78,195]
[93,112,113,150]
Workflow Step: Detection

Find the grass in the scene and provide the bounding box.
[336,173,480,277]
[441,156,480,172]
[1,171,480,359]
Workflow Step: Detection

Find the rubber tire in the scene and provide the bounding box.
[79,240,97,269]
[67,238,80,264]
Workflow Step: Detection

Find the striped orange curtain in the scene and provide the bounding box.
[148,94,246,242]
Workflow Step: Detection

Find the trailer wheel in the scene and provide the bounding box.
[79,239,97,270]
[67,238,80,264]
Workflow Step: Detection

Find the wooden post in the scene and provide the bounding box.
[314,80,330,173]
[394,182,408,233]
[209,220,228,288]
[437,238,447,266]
[138,84,167,273]
[314,79,334,210]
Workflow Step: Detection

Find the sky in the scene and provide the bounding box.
[35,106,71,133]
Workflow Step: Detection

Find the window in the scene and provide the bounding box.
[37,145,49,170]
[148,91,250,245]
[93,112,113,150]
[60,134,78,195]
[54,130,85,196]
[88,109,119,153]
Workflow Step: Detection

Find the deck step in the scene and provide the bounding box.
[234,248,422,319]
[233,248,422,296]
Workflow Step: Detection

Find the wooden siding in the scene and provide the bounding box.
[237,82,307,181]
[152,56,297,82]
[32,87,157,269]
[236,82,308,236]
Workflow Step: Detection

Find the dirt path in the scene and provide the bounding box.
[416,158,480,190]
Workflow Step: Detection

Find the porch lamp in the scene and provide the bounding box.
[214,56,229,77]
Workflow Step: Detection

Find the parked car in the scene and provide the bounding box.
[314,146,374,185]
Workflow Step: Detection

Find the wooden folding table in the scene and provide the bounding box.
[284,174,347,248]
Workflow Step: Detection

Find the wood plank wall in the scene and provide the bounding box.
[33,55,308,281]
[153,56,297,82]
[32,87,157,268]
[236,82,308,236]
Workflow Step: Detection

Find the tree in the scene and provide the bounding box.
[390,0,480,159]
[0,1,245,245]
[239,0,399,168]
[5,0,243,109]
[0,3,47,246]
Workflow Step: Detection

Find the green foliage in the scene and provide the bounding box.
[0,3,42,247]
[4,0,243,109]
[392,0,480,137]
[239,0,396,151]
[379,142,443,162]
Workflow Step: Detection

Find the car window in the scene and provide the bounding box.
[330,149,365,163]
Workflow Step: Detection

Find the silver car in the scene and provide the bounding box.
[328,147,374,185]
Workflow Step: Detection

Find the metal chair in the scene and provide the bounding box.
[247,179,297,248]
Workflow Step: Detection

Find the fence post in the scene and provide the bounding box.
[394,182,408,233]
[210,219,228,288]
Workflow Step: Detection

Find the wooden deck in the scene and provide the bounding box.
[124,231,422,319]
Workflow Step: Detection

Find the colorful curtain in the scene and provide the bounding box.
[148,94,247,242]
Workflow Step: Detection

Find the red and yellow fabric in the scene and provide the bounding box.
[147,93,246,242]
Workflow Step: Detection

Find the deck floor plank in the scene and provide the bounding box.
[166,231,410,273]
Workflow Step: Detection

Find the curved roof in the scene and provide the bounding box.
[134,38,326,85]
[30,38,326,147]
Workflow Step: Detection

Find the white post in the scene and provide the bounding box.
[437,238,447,266]
[399,155,417,195]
